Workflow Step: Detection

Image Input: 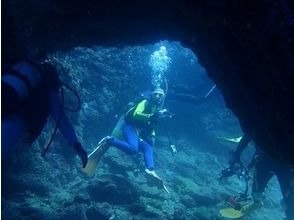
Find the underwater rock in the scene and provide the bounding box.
[86,174,140,205]
[174,175,220,207]
[57,204,88,220]
[73,192,91,205]
[127,203,146,214]
[85,203,111,220]
[189,192,219,207]
[142,204,162,219]
[180,195,196,208]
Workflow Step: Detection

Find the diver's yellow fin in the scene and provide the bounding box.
[218,136,243,143]
[219,207,245,219]
[220,202,261,219]
[81,137,110,177]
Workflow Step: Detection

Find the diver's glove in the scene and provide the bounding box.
[157,108,173,118]
[150,109,169,124]
[158,109,168,117]
[73,141,88,168]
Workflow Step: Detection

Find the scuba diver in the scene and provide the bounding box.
[1,59,88,168]
[82,87,173,192]
[227,134,294,220]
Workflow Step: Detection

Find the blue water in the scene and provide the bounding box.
[2,41,284,220]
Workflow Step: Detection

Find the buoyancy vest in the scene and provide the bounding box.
[2,60,60,142]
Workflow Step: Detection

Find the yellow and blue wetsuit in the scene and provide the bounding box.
[109,99,159,170]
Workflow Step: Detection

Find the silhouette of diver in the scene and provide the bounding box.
[1,59,88,167]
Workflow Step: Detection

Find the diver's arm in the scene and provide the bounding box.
[49,90,78,146]
[133,100,153,122]
[49,89,88,167]
[230,133,252,165]
[235,134,252,156]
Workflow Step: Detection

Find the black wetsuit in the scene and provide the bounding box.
[1,60,80,160]
[2,61,60,142]
[236,134,294,219]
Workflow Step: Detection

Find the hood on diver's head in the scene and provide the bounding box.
[152,88,165,96]
[151,87,165,106]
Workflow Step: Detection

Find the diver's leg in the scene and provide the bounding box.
[49,90,88,167]
[251,156,274,203]
[109,124,139,154]
[138,140,154,170]
[276,165,294,220]
[139,140,167,192]
[241,157,273,214]
[1,114,25,159]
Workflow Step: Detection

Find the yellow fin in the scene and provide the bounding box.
[81,138,110,177]
[219,207,245,219]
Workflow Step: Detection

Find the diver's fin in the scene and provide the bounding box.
[218,136,243,143]
[145,169,169,193]
[219,207,245,219]
[219,201,261,219]
[81,136,111,177]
